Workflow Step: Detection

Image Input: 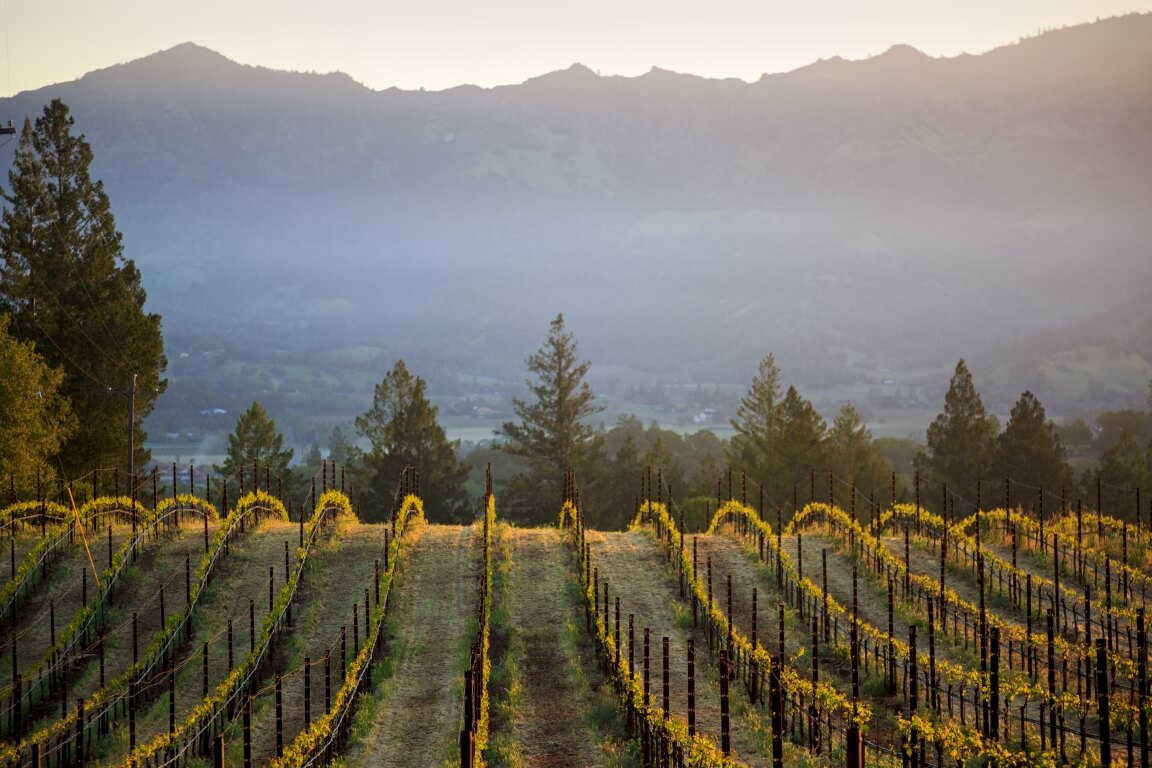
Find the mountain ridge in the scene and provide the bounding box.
[23,10,1145,100]
[0,15,1149,434]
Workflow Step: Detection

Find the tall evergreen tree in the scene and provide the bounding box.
[498,313,603,524]
[775,385,829,498]
[0,315,75,493]
[216,402,293,495]
[355,359,470,523]
[919,359,997,507]
[729,353,782,486]
[1095,432,1150,521]
[826,401,891,501]
[0,99,166,481]
[993,391,1072,499]
[327,426,352,464]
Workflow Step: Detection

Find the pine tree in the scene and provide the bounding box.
[643,434,687,503]
[827,401,891,500]
[0,99,166,481]
[355,359,470,523]
[216,402,293,493]
[0,315,75,493]
[775,385,828,497]
[729,353,783,493]
[498,313,603,524]
[994,391,1072,498]
[919,360,997,507]
[1095,432,1150,520]
[327,426,352,464]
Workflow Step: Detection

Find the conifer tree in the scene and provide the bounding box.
[327,426,352,464]
[775,385,829,496]
[729,353,783,493]
[827,401,891,500]
[355,359,470,523]
[1095,432,1150,520]
[993,391,1072,498]
[0,99,166,481]
[216,402,293,493]
[919,359,997,507]
[498,313,603,523]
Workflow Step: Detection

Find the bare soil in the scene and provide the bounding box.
[499,527,610,767]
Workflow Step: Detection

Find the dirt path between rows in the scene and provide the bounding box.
[345,523,476,768]
[499,527,609,767]
[587,529,772,767]
[247,520,389,764]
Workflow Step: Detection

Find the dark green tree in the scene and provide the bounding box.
[327,426,352,464]
[303,444,323,467]
[826,401,891,501]
[1095,410,1152,455]
[581,429,643,530]
[993,391,1072,499]
[1094,432,1150,521]
[355,360,471,523]
[0,315,75,493]
[0,99,166,481]
[729,353,782,487]
[775,385,828,500]
[498,313,603,524]
[682,430,726,500]
[918,360,997,508]
[643,434,687,503]
[216,402,293,494]
[1055,418,1094,458]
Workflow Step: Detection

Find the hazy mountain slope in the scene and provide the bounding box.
[1,15,1149,434]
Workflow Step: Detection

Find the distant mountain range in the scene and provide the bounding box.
[1,15,1150,438]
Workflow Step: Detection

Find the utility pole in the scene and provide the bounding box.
[108,373,139,497]
[128,373,137,497]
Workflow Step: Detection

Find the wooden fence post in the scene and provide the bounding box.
[687,639,695,737]
[304,656,311,725]
[1047,609,1057,751]
[909,624,919,768]
[1098,638,1111,767]
[662,637,669,719]
[990,626,1000,742]
[243,690,252,768]
[643,628,650,709]
[275,672,283,758]
[770,657,782,768]
[1137,608,1147,768]
[720,649,731,756]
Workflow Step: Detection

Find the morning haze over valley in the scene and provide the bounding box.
[1,9,1150,765]
[2,14,1149,464]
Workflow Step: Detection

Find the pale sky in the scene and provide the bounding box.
[3,1,1150,95]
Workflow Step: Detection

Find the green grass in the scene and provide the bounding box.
[560,573,639,767]
[483,523,525,767]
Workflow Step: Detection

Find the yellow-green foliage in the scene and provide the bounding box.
[565,499,743,767]
[782,500,1144,760]
[474,492,495,762]
[269,493,428,768]
[127,489,339,764]
[0,491,287,766]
